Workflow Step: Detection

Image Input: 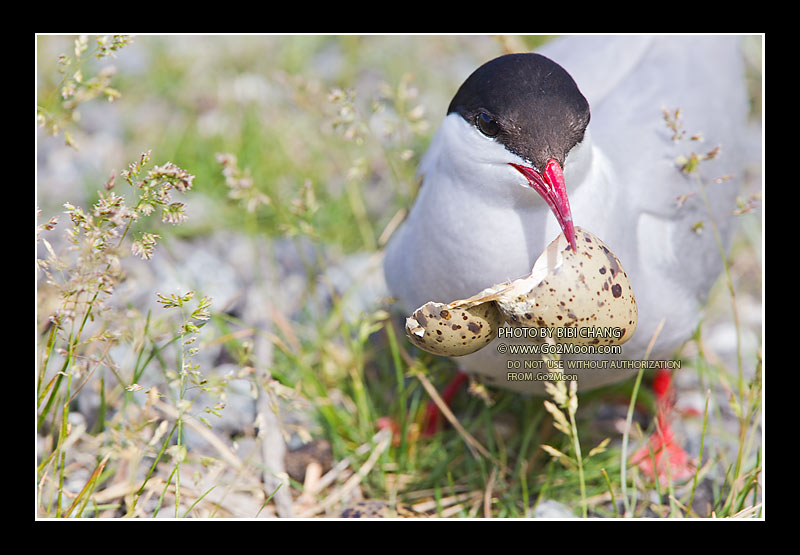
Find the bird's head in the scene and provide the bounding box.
[444,52,591,251]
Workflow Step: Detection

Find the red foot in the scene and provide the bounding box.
[631,423,695,483]
[632,368,695,482]
[422,371,468,436]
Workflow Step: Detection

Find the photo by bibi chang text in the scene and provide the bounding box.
[497,326,625,340]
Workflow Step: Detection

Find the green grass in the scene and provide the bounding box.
[36,34,762,519]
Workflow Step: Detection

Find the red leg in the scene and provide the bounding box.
[631,367,695,482]
[422,371,469,436]
[377,371,470,441]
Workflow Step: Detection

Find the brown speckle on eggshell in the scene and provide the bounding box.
[495,227,637,345]
[405,297,503,356]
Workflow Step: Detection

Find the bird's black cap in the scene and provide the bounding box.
[447,53,590,171]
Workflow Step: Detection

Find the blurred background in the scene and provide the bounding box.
[36,35,762,519]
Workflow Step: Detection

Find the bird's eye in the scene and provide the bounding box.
[476,112,500,137]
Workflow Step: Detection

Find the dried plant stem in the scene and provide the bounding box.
[297,429,391,517]
[414,369,494,463]
[63,454,110,517]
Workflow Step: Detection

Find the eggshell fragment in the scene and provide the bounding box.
[405,297,503,356]
[495,227,637,345]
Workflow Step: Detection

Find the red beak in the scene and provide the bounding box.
[510,158,577,251]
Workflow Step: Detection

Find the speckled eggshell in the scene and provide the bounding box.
[496,227,637,345]
[405,300,503,356]
[337,500,397,518]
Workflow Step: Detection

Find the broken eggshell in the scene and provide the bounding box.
[404,226,637,356]
[495,227,637,345]
[405,292,504,357]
